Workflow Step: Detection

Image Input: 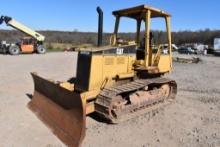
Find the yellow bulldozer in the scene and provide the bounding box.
[28,5,177,147]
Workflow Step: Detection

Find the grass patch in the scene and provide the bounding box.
[44,42,94,52]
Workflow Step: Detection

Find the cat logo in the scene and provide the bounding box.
[116,48,124,55]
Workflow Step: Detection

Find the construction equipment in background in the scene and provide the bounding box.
[193,44,208,55]
[29,5,177,147]
[0,16,46,55]
[160,44,178,51]
[214,38,220,56]
[173,56,200,63]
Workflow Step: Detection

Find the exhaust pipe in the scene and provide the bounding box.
[97,6,103,47]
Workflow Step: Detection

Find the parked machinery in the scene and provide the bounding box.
[29,5,177,146]
[0,16,46,55]
[214,38,220,56]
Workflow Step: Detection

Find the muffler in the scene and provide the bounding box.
[97,6,103,47]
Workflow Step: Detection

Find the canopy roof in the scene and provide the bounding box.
[112,5,170,19]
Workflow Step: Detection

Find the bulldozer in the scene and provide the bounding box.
[28,5,177,147]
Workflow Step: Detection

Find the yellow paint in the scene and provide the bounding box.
[60,82,74,91]
[35,5,174,116]
[7,18,45,41]
[165,16,173,69]
[88,54,135,91]
[86,102,95,115]
[145,9,152,67]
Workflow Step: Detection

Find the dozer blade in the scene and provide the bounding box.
[28,73,86,147]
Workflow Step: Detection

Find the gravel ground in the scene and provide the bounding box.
[0,52,219,147]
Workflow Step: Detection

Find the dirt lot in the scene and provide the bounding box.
[0,52,220,147]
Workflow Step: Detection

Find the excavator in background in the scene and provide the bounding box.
[29,5,177,147]
[0,16,46,55]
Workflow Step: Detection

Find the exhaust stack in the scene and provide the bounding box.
[97,6,103,47]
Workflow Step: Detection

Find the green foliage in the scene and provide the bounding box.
[45,43,63,52]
